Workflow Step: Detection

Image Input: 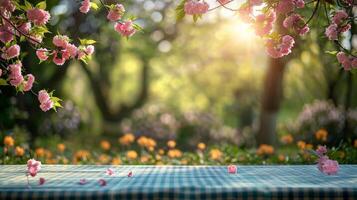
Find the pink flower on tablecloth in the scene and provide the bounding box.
[98,179,107,186]
[227,165,237,174]
[318,158,339,175]
[27,159,41,177]
[39,177,45,185]
[105,168,115,176]
[79,179,88,185]
[316,145,327,157]
[128,171,133,177]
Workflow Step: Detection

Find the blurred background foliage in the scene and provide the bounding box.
[0,0,356,164]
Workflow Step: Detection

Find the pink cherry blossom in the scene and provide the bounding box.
[40,98,54,112]
[39,177,45,185]
[27,159,41,177]
[293,0,305,8]
[0,0,15,17]
[78,179,88,185]
[276,0,294,14]
[325,23,338,40]
[36,48,49,61]
[79,0,90,14]
[53,35,69,48]
[107,4,125,22]
[0,22,14,43]
[105,168,115,176]
[38,90,53,112]
[217,0,230,5]
[8,62,23,87]
[249,0,263,6]
[336,52,353,71]
[128,171,133,177]
[227,165,237,174]
[238,6,253,23]
[184,0,209,15]
[352,58,357,68]
[38,90,50,103]
[254,11,276,37]
[319,159,339,175]
[63,44,78,59]
[332,10,348,25]
[53,51,66,66]
[23,74,35,92]
[27,8,51,26]
[283,14,309,36]
[85,45,95,55]
[115,21,136,37]
[316,145,327,157]
[98,179,107,186]
[1,44,20,60]
[17,22,31,35]
[266,35,295,58]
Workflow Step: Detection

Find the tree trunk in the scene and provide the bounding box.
[256,57,287,145]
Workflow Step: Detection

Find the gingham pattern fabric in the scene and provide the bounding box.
[0,165,356,200]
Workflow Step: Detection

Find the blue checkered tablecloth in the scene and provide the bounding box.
[0,165,356,200]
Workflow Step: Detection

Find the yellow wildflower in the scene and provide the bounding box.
[15,146,25,157]
[167,140,176,148]
[111,157,122,165]
[100,140,111,151]
[210,149,223,160]
[57,143,66,153]
[305,143,313,150]
[74,150,90,161]
[126,150,138,160]
[158,149,165,155]
[167,149,182,158]
[4,136,14,147]
[99,154,110,164]
[278,154,285,162]
[315,129,328,141]
[137,136,156,150]
[119,133,135,146]
[297,141,306,150]
[256,144,274,156]
[35,148,45,157]
[140,155,150,163]
[197,142,206,151]
[280,134,293,144]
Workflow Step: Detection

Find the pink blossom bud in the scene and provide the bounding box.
[79,0,90,14]
[23,74,35,92]
[38,90,50,103]
[8,62,23,87]
[17,22,31,35]
[325,24,338,40]
[227,165,237,174]
[53,51,66,66]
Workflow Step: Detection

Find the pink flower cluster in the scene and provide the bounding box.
[0,0,15,19]
[316,146,339,175]
[27,159,41,177]
[325,10,351,41]
[107,4,125,22]
[283,14,309,36]
[35,35,94,65]
[276,0,304,14]
[115,21,136,37]
[38,90,53,112]
[254,11,276,37]
[1,44,20,60]
[27,8,51,26]
[80,0,91,14]
[0,22,14,43]
[184,0,209,15]
[266,35,295,58]
[336,52,357,71]
[8,62,23,87]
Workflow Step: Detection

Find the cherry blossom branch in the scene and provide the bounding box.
[208,0,234,12]
[0,13,42,46]
[303,0,320,26]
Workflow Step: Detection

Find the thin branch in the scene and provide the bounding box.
[208,0,234,12]
[303,0,320,26]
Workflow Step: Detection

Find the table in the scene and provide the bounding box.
[0,165,356,200]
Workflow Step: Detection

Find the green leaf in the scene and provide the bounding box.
[133,23,143,31]
[325,50,338,55]
[0,79,8,86]
[36,1,46,9]
[24,0,32,10]
[90,2,99,10]
[79,38,96,45]
[175,0,186,22]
